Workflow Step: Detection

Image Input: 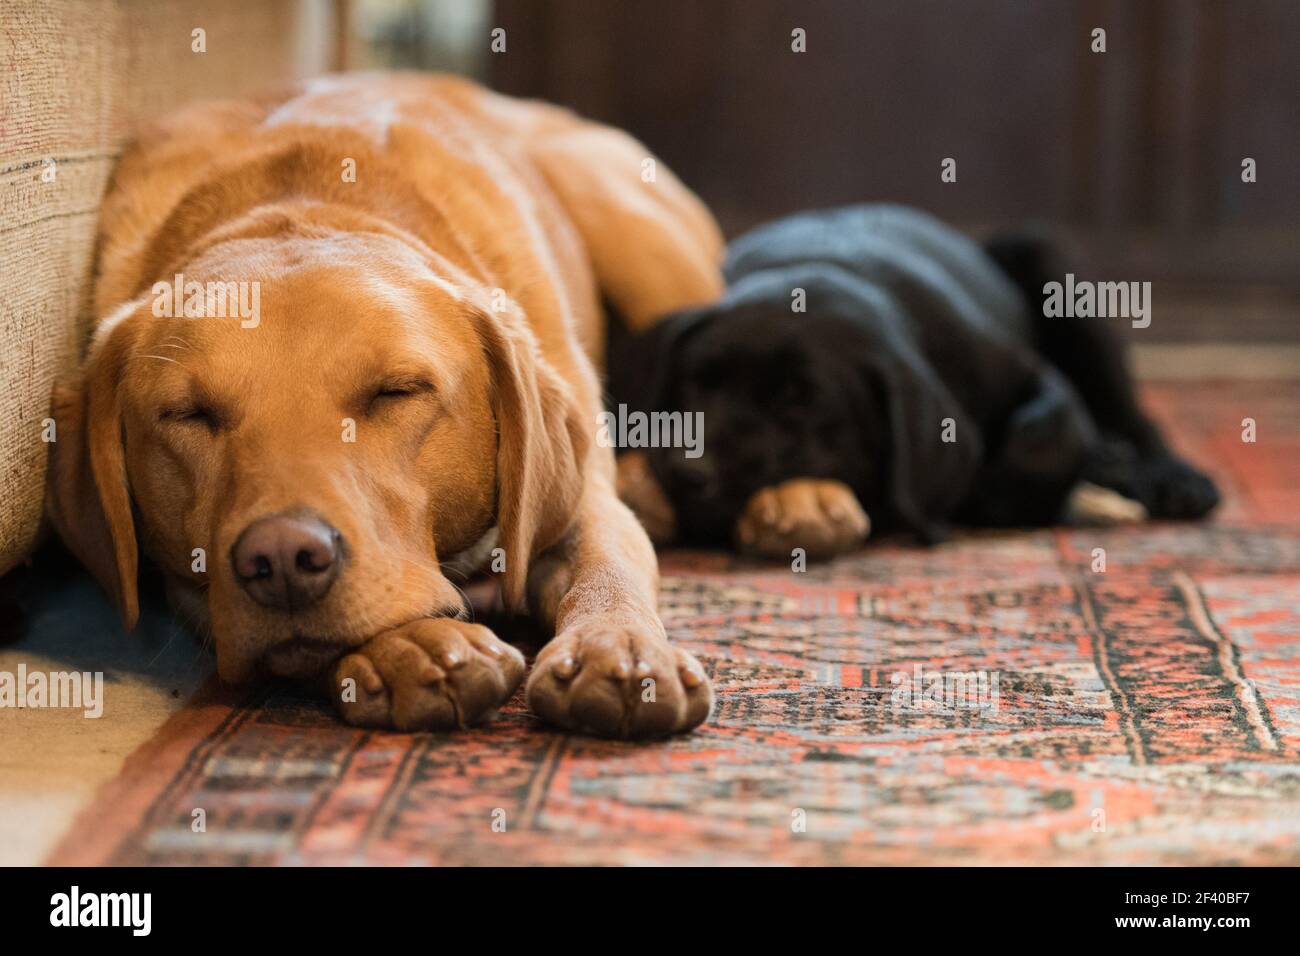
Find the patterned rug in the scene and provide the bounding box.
[48,382,1300,865]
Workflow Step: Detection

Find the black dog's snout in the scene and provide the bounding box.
[231,512,343,611]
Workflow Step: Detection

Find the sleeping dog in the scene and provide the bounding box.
[609,204,1219,558]
[47,74,721,737]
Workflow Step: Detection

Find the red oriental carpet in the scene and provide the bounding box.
[48,381,1300,865]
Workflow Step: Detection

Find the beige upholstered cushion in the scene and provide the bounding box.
[0,0,336,574]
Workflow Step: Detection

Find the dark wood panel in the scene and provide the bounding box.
[492,0,1300,339]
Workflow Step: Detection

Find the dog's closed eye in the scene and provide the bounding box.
[363,377,436,415]
[158,403,222,432]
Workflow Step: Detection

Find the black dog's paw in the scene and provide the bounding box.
[735,479,871,560]
[1083,441,1219,521]
[1142,456,1220,520]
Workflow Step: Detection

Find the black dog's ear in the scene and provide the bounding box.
[605,305,708,413]
[863,346,982,543]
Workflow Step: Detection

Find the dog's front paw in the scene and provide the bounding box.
[333,619,524,731]
[736,478,870,560]
[526,623,713,738]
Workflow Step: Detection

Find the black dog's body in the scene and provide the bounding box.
[609,204,1218,546]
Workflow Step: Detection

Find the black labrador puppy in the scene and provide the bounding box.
[607,204,1219,558]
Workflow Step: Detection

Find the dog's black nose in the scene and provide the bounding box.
[230,512,342,611]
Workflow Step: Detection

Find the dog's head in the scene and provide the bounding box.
[615,266,980,544]
[47,231,587,682]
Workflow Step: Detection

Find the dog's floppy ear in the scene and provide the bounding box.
[607,306,708,414]
[471,307,589,611]
[45,315,142,630]
[862,345,982,543]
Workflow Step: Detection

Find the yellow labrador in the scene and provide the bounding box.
[47,73,723,737]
